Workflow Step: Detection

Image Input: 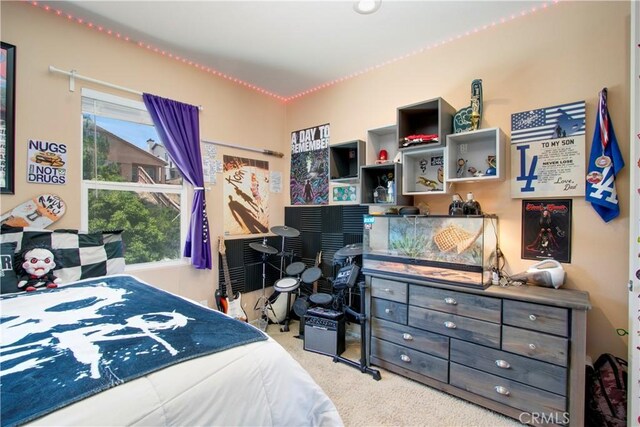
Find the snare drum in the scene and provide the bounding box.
[273,277,300,293]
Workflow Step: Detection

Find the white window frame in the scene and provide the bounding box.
[80,88,189,269]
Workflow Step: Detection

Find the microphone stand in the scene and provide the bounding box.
[332,280,381,381]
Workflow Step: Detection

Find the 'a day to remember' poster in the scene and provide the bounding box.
[290,123,329,205]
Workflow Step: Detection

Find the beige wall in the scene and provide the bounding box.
[0,1,287,314]
[285,1,631,359]
[0,1,631,359]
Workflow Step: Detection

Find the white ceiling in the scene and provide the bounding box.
[41,0,548,99]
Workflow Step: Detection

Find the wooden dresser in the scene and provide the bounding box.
[365,273,591,426]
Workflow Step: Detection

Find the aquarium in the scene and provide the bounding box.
[362,214,498,288]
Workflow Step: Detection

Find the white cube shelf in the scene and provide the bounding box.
[367,124,398,164]
[401,146,447,195]
[446,127,506,183]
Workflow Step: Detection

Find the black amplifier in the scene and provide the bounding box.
[303,312,345,356]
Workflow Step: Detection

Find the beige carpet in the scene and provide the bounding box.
[267,321,522,427]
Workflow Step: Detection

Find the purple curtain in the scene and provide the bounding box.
[143,93,211,269]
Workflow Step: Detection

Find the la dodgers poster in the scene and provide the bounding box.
[290,123,329,205]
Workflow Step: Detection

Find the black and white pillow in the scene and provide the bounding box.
[0,241,19,294]
[0,225,126,284]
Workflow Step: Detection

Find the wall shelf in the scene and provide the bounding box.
[360,163,413,206]
[367,125,398,164]
[397,97,456,150]
[329,139,365,183]
[401,146,447,195]
[446,128,506,183]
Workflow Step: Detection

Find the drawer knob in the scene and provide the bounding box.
[444,321,457,329]
[529,314,537,321]
[385,308,392,314]
[495,359,511,369]
[402,333,414,341]
[529,343,537,350]
[444,297,457,305]
[400,354,411,363]
[494,385,510,396]
[384,288,392,293]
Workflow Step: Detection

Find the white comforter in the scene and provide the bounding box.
[30,335,343,426]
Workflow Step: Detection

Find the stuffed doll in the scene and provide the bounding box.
[17,247,61,292]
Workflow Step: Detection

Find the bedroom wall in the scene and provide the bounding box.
[284,1,631,360]
[0,1,287,312]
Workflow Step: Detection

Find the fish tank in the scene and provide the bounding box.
[362,214,498,288]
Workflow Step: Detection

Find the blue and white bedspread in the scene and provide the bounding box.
[0,274,267,427]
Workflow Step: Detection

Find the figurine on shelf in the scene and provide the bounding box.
[485,155,497,176]
[453,79,483,133]
[375,149,389,164]
[456,158,467,178]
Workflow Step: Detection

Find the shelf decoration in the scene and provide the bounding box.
[510,101,586,198]
[453,79,483,134]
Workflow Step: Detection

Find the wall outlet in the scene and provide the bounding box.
[199,299,208,307]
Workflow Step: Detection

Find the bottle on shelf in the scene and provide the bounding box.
[462,192,482,215]
[387,180,394,203]
[449,194,464,216]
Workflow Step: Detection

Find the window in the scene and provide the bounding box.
[81,89,187,266]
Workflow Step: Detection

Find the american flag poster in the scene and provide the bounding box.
[510,101,586,198]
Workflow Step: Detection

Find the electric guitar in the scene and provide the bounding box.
[218,237,248,322]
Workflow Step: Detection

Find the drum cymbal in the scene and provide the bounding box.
[335,243,363,257]
[270,225,300,238]
[249,242,278,254]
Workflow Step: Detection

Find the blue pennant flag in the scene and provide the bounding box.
[585,88,624,222]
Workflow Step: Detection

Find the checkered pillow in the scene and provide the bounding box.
[0,225,126,284]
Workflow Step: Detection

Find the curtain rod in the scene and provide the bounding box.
[48,65,203,111]
[202,139,285,158]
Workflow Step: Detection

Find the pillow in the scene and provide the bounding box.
[0,225,125,284]
[0,241,19,294]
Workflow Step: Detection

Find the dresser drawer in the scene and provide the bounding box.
[503,300,569,337]
[450,339,567,395]
[409,285,501,323]
[371,278,407,303]
[502,325,568,366]
[450,362,566,415]
[372,297,407,324]
[371,317,449,359]
[371,337,448,383]
[408,305,500,348]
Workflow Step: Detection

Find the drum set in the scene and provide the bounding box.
[250,225,320,332]
[249,225,365,334]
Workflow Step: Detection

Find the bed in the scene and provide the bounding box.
[0,273,343,426]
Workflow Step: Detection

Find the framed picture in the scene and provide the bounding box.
[521,199,572,263]
[1,42,16,194]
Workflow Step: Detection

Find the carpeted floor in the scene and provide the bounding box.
[267,320,523,427]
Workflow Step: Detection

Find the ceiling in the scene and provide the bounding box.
[38,0,549,100]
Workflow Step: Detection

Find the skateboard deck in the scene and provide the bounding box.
[0,194,66,229]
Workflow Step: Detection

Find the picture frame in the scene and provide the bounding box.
[1,41,16,194]
[521,198,572,263]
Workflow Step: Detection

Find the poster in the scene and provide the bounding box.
[223,155,269,235]
[521,199,571,263]
[290,123,329,205]
[510,101,586,198]
[27,139,67,185]
[201,142,221,185]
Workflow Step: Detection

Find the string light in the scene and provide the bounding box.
[26,0,557,103]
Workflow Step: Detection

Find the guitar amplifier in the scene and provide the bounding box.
[303,308,345,356]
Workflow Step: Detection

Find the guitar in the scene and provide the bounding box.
[218,237,248,322]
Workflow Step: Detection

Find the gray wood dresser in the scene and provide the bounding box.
[364,272,591,426]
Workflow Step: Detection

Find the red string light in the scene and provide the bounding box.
[26,0,557,103]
